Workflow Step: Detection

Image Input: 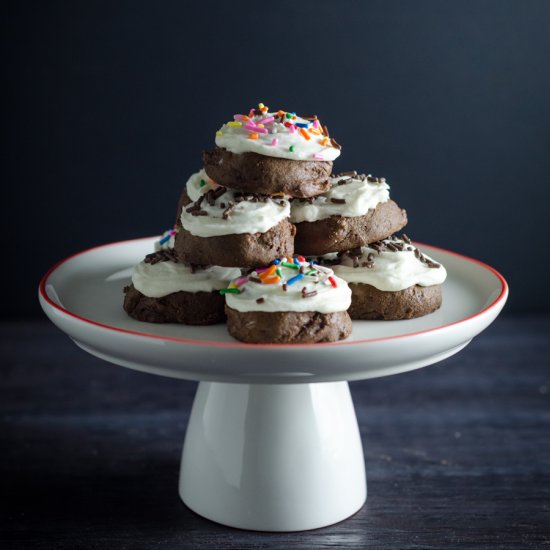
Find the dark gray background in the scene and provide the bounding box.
[4,0,550,318]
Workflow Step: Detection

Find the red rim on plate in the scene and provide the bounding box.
[39,237,508,349]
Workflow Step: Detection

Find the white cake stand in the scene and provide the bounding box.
[39,237,508,532]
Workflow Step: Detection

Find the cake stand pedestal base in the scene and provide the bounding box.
[39,237,508,532]
[179,381,366,531]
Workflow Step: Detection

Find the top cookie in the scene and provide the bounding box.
[215,103,342,162]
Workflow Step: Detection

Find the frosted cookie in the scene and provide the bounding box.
[174,186,295,267]
[123,249,241,325]
[203,104,341,197]
[175,169,218,222]
[222,257,352,343]
[292,172,407,256]
[321,236,447,320]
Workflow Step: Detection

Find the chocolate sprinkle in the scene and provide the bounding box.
[222,201,236,220]
[330,198,346,204]
[331,236,441,271]
[330,138,342,150]
[205,186,227,206]
[213,186,227,199]
[256,297,265,304]
[185,195,205,215]
[301,288,318,299]
[144,249,178,265]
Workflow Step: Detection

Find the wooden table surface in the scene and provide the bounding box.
[1,316,549,549]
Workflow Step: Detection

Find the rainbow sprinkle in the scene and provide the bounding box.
[233,276,249,287]
[259,265,277,280]
[219,257,341,304]
[262,275,280,285]
[158,227,177,246]
[287,273,304,285]
[218,105,341,158]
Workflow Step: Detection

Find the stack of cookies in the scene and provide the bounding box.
[124,103,447,343]
[289,169,447,322]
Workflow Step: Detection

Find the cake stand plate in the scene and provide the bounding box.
[39,237,508,531]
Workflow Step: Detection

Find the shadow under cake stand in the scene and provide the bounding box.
[39,237,508,532]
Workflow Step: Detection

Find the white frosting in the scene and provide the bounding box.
[215,106,341,161]
[290,174,390,223]
[180,189,290,237]
[154,229,176,251]
[225,260,351,314]
[185,169,218,202]
[132,260,241,298]
[325,239,447,292]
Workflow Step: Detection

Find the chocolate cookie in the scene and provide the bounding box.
[123,284,226,325]
[225,306,352,344]
[221,256,352,343]
[174,218,296,268]
[203,148,332,198]
[347,283,442,320]
[294,200,408,256]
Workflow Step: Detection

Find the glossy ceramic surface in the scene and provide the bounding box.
[39,237,508,384]
[38,237,507,531]
[180,381,366,531]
